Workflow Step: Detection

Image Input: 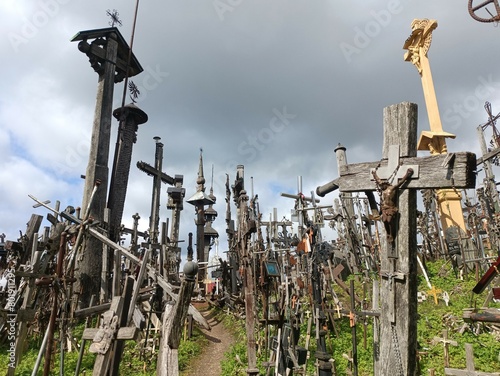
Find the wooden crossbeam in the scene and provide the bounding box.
[334,152,475,192]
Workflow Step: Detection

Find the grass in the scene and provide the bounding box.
[218,259,500,375]
[1,259,498,375]
[0,314,208,375]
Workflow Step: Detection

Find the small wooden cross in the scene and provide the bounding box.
[445,343,500,375]
[380,266,405,323]
[82,277,139,375]
[432,329,457,367]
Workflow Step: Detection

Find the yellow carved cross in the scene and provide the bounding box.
[403,19,456,154]
[404,19,467,233]
[427,285,442,305]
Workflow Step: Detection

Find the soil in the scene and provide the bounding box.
[183,302,235,376]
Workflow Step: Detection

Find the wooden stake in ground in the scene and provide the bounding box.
[316,102,476,376]
[157,233,198,376]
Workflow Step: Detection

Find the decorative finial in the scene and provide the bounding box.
[183,232,198,281]
[106,9,122,27]
[197,148,206,188]
[128,81,140,103]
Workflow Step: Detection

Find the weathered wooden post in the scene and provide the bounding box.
[203,180,219,286]
[233,165,259,376]
[42,232,67,376]
[316,102,476,376]
[71,27,142,306]
[156,233,198,376]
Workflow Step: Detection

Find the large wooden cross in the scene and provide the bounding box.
[71,27,143,307]
[316,102,475,376]
[137,137,176,245]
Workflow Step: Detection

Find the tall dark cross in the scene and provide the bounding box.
[316,102,476,376]
[137,137,175,245]
[107,103,148,242]
[71,26,142,306]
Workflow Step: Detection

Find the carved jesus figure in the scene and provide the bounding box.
[372,168,414,244]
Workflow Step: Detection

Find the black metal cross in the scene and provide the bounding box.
[128,81,140,103]
[106,9,122,27]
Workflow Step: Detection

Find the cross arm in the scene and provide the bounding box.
[137,161,175,185]
[476,146,500,166]
[317,152,475,193]
[472,256,500,294]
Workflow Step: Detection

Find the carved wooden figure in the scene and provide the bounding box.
[372,167,413,245]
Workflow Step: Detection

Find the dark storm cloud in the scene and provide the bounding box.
[1,0,499,253]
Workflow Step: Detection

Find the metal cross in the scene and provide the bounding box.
[106,9,122,27]
[483,101,500,145]
[128,81,140,103]
[468,0,500,23]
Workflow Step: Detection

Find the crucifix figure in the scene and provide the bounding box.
[372,166,414,246]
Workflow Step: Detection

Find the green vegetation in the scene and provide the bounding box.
[0,316,207,375]
[219,259,500,375]
[1,260,498,375]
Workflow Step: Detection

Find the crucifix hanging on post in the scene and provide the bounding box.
[371,144,418,251]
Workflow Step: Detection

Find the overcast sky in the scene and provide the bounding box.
[1,1,499,262]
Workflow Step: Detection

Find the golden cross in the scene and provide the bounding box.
[427,285,442,305]
[404,19,467,233]
[403,19,456,154]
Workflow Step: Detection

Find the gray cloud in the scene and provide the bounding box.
[1,0,499,260]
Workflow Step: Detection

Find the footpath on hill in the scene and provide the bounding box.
[184,303,235,376]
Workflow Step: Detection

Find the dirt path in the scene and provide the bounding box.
[184,304,235,376]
